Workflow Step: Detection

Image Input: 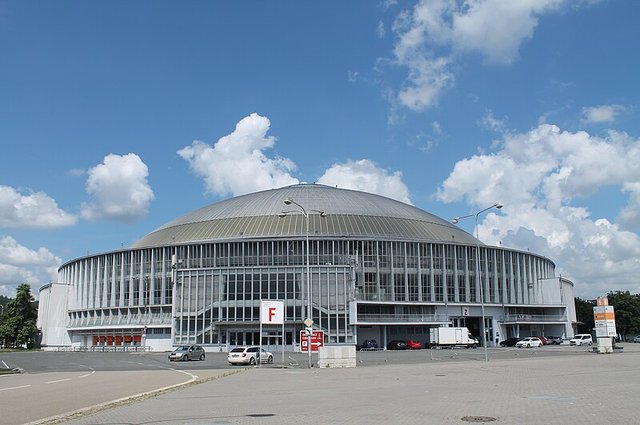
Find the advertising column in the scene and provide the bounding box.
[593,297,617,354]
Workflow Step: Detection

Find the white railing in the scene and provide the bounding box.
[355,313,450,323]
[501,314,566,322]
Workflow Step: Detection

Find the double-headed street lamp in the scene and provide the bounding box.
[280,199,326,368]
[453,202,503,362]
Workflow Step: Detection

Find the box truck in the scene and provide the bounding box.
[428,327,478,348]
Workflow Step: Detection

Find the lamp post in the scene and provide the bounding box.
[143,276,151,350]
[280,199,326,368]
[453,203,503,362]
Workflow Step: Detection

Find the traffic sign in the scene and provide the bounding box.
[260,300,284,325]
[300,330,324,353]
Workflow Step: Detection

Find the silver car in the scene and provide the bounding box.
[168,345,206,361]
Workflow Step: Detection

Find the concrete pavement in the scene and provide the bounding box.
[44,344,640,425]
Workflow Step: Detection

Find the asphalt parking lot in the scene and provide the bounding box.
[1,343,638,425]
[0,342,604,374]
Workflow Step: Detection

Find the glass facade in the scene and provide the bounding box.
[60,238,556,348]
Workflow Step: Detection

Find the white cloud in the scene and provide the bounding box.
[0,185,77,229]
[480,111,508,133]
[450,0,564,64]
[80,153,154,222]
[437,123,640,298]
[178,113,299,197]
[179,115,413,205]
[582,104,626,123]
[68,168,86,176]
[0,236,61,297]
[376,20,386,39]
[387,0,580,111]
[317,159,412,204]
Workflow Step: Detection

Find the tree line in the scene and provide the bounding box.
[575,291,640,339]
[0,284,38,349]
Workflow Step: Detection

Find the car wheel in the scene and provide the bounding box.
[200,353,205,361]
[267,355,273,364]
[184,355,190,361]
[526,343,531,348]
[249,356,256,365]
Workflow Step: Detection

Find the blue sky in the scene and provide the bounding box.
[1,0,639,299]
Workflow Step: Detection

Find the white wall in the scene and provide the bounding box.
[37,283,72,348]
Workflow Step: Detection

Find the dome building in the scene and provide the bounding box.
[38,184,577,351]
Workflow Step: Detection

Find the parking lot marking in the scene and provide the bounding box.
[45,378,72,384]
[0,385,31,392]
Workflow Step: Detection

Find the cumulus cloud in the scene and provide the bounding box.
[179,114,413,205]
[437,123,640,297]
[0,185,77,229]
[80,153,154,222]
[318,159,412,204]
[0,236,61,297]
[387,0,582,111]
[178,113,299,197]
[582,104,626,124]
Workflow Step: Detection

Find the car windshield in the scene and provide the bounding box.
[230,347,245,353]
[175,346,189,351]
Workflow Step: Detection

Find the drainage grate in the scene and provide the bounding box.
[461,416,497,422]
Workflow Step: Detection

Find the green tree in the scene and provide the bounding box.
[574,297,595,334]
[0,284,38,348]
[607,291,640,339]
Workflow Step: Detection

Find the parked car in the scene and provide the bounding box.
[569,334,593,346]
[535,336,549,345]
[515,337,543,348]
[634,336,640,343]
[386,340,408,350]
[405,340,423,350]
[168,345,205,361]
[499,337,521,347]
[356,339,379,351]
[545,336,563,345]
[228,346,274,365]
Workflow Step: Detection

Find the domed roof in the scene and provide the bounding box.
[131,184,478,247]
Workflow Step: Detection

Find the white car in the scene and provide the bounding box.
[228,346,274,365]
[569,334,593,346]
[515,337,543,348]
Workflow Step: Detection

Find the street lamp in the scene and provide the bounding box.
[280,198,326,368]
[453,203,503,362]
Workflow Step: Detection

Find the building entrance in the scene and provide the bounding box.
[451,316,493,346]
